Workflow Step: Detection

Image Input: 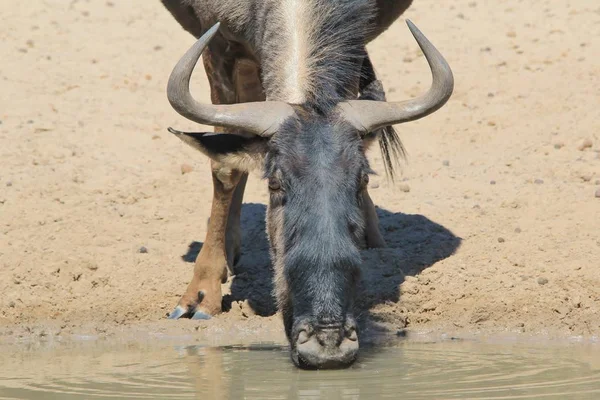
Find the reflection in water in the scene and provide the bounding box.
[1,340,599,399]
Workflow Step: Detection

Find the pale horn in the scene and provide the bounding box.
[167,22,295,137]
[337,20,454,133]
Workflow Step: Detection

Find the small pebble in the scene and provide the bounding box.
[370,182,379,189]
[442,160,450,166]
[180,163,194,174]
[553,142,564,149]
[8,301,15,308]
[534,179,544,184]
[490,180,496,185]
[514,227,522,233]
[138,246,148,254]
[580,175,592,182]
[537,277,549,285]
[398,183,411,193]
[577,138,593,151]
[497,237,505,243]
[595,188,600,198]
[6,181,12,187]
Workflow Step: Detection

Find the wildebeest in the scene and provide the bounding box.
[160,0,453,369]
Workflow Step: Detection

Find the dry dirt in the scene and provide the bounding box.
[1,0,599,345]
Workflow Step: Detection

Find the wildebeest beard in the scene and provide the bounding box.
[264,110,369,368]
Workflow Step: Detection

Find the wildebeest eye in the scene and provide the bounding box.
[268,176,282,191]
[361,173,369,188]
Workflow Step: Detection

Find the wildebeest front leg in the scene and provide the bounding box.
[168,48,263,320]
[169,161,242,320]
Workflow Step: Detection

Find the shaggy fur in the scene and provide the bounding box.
[161,0,409,177]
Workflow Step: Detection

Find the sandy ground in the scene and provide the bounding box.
[1,0,599,344]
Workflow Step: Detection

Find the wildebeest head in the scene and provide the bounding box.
[166,21,453,369]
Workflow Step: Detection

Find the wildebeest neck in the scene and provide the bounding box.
[258,0,374,110]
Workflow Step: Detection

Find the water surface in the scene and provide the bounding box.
[1,339,599,399]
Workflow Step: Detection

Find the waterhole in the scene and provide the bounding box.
[1,339,599,399]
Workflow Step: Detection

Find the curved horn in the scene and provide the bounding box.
[167,22,295,136]
[338,20,454,133]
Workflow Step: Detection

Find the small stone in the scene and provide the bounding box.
[398,183,411,193]
[553,142,564,149]
[537,277,549,285]
[442,160,450,166]
[180,163,194,174]
[153,45,163,51]
[497,237,505,243]
[577,138,593,151]
[138,246,148,254]
[6,181,12,187]
[487,92,495,98]
[8,301,15,308]
[86,262,99,271]
[514,227,522,233]
[370,182,379,189]
[580,175,592,182]
[534,179,544,184]
[490,180,496,185]
[595,188,600,198]
[507,31,517,38]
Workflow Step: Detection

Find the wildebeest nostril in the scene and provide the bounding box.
[347,327,358,341]
[297,330,310,345]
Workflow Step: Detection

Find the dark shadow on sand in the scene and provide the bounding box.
[181,202,461,324]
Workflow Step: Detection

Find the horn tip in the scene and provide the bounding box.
[405,19,422,37]
[167,127,182,135]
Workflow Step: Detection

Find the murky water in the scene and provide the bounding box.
[1,338,599,399]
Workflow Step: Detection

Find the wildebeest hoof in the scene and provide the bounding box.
[167,305,188,320]
[191,310,211,320]
[167,287,222,320]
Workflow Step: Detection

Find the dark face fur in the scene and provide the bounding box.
[171,107,375,369]
[265,109,370,369]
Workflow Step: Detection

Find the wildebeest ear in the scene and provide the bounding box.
[168,127,268,171]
